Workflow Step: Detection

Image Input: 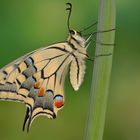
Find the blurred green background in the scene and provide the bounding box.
[0,0,140,140]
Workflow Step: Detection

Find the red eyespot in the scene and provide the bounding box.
[38,88,45,97]
[54,95,64,108]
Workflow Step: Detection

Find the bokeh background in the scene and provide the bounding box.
[0,0,140,140]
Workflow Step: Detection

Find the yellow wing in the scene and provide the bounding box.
[0,42,73,131]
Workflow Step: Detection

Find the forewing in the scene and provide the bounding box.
[69,58,86,91]
[0,43,68,102]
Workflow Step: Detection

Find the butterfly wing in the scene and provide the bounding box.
[0,42,73,131]
[69,58,86,91]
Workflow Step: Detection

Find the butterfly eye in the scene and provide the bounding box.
[70,30,75,35]
[54,95,64,108]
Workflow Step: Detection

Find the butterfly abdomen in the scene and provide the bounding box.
[69,58,86,91]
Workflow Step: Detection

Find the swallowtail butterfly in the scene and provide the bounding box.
[0,3,114,131]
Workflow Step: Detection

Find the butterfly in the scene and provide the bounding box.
[0,3,98,131]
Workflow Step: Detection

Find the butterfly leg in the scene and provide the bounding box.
[93,40,116,46]
[86,53,112,62]
[95,53,112,58]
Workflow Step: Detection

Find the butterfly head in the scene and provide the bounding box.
[67,29,88,48]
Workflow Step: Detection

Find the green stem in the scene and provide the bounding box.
[84,0,116,140]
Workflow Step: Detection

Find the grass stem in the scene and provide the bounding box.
[84,0,116,140]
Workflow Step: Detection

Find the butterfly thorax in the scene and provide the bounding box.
[67,29,87,58]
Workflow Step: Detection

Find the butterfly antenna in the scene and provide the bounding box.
[66,3,72,31]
